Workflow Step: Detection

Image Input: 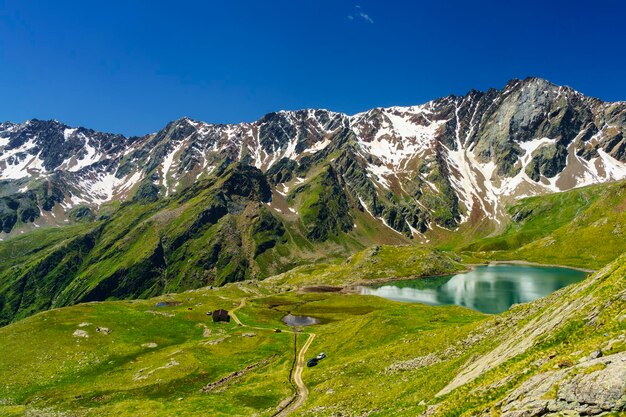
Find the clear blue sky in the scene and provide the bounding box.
[1,0,625,136]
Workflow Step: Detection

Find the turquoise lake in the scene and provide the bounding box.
[360,264,588,314]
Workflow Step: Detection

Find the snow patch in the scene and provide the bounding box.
[303,138,331,154]
[63,128,77,140]
[597,149,626,180]
[80,171,143,206]
[161,140,187,196]
[366,162,393,189]
[519,138,556,166]
[67,139,100,172]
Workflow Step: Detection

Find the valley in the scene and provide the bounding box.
[0,234,624,416]
[0,78,624,416]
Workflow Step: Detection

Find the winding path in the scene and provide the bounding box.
[229,297,316,416]
[229,298,247,326]
[277,332,316,416]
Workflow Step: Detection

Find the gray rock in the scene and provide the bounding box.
[72,329,88,338]
[500,351,626,417]
[589,349,602,359]
[96,327,111,335]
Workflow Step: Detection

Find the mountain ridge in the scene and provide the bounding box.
[1,77,625,240]
[1,77,625,325]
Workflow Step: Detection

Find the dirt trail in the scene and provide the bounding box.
[229,298,246,326]
[230,298,270,331]
[276,332,316,416]
[229,297,316,416]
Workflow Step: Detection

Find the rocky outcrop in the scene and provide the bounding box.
[525,143,568,181]
[0,180,64,232]
[132,180,161,203]
[67,205,95,222]
[499,351,626,417]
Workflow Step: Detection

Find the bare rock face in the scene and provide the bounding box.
[500,351,626,417]
[1,77,625,236]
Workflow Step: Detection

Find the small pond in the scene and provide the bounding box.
[282,314,319,326]
[155,301,181,307]
[360,264,588,314]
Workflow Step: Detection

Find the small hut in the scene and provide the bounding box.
[212,309,230,323]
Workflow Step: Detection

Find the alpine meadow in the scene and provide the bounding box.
[1,2,625,416]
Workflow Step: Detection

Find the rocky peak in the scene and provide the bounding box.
[1,78,625,237]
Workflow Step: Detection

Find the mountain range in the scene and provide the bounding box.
[2,77,625,237]
[1,77,626,325]
[1,77,626,417]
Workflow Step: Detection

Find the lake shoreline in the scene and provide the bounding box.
[337,267,474,295]
[478,260,596,273]
[354,263,589,314]
[301,260,594,296]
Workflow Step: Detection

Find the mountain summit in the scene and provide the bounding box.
[1,77,626,324]
[1,77,625,237]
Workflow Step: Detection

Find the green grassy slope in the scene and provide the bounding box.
[0,223,94,270]
[0,284,296,417]
[241,291,485,416]
[0,163,413,326]
[0,247,479,417]
[273,244,464,287]
[1,246,623,416]
[0,223,103,325]
[460,180,626,269]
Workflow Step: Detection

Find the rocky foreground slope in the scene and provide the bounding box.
[2,77,626,239]
[427,251,626,417]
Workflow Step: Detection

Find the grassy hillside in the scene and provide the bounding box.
[0,247,480,417]
[0,163,413,326]
[0,283,296,417]
[1,246,624,416]
[460,180,626,269]
[272,244,464,287]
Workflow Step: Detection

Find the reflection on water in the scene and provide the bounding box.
[360,264,587,314]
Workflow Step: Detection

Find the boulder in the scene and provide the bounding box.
[72,329,88,338]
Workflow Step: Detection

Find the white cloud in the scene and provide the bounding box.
[359,12,374,23]
[347,5,374,24]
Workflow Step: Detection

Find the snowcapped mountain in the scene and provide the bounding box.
[1,77,625,237]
